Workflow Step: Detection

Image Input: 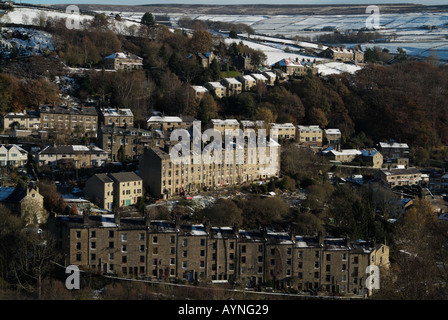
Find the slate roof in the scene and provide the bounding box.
[94,173,114,184]
[104,52,142,60]
[39,145,107,155]
[109,171,142,183]
[0,187,27,203]
[40,105,97,116]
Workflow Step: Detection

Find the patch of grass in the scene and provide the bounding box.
[220,70,242,78]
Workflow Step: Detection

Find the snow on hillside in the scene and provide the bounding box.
[0,27,54,58]
[224,37,325,66]
[316,62,363,76]
[0,6,140,35]
[224,36,364,76]
[241,33,327,50]
[361,41,448,61]
[0,6,93,26]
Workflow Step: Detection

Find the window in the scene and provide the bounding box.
[183,239,188,247]
[153,236,158,244]
[76,231,81,239]
[76,242,81,250]
[122,234,127,242]
[109,231,114,238]
[109,253,114,260]
[90,230,96,238]
[122,256,127,263]
[122,245,127,253]
[91,242,96,250]
[109,242,114,249]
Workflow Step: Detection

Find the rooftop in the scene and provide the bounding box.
[93,173,114,184]
[101,108,134,117]
[0,186,38,203]
[104,52,142,61]
[39,145,107,155]
[0,144,27,154]
[380,167,422,176]
[250,73,268,81]
[298,125,322,132]
[191,85,209,93]
[221,78,241,85]
[379,142,409,149]
[40,105,97,116]
[147,116,182,123]
[330,149,362,156]
[3,111,39,118]
[325,128,341,135]
[211,119,239,126]
[109,171,142,183]
[270,123,295,129]
[205,82,225,89]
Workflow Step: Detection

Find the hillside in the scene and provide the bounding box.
[49,3,448,15]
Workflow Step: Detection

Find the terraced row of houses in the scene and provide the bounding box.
[49,214,389,296]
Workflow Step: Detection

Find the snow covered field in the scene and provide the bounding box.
[167,11,448,61]
[224,37,326,66]
[2,5,446,74]
[315,61,362,76]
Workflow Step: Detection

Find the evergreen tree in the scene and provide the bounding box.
[141,12,156,28]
